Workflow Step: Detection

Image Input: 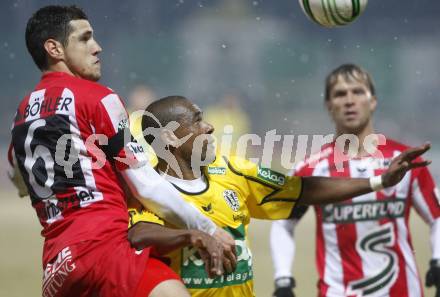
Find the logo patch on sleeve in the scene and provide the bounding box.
[117,118,129,131]
[257,167,285,186]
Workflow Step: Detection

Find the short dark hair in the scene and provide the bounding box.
[325,64,376,101]
[141,96,189,145]
[25,5,88,70]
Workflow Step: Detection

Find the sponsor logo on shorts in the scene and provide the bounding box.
[207,167,226,175]
[322,199,406,224]
[257,167,285,186]
[42,247,76,297]
[223,190,240,212]
[180,225,252,288]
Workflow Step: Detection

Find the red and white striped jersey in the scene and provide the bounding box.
[11,72,145,264]
[294,139,440,297]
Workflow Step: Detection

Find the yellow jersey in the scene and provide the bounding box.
[128,155,302,297]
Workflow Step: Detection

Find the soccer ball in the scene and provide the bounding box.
[299,0,368,28]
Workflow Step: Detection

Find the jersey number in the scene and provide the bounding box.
[24,119,55,198]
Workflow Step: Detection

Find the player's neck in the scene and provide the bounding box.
[44,62,76,78]
[336,121,376,157]
[156,160,203,180]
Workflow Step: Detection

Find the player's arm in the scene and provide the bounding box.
[93,94,236,264]
[126,201,229,277]
[94,93,213,232]
[409,165,440,294]
[129,222,230,278]
[121,166,218,233]
[270,206,308,297]
[300,143,431,205]
[120,161,237,268]
[225,156,303,220]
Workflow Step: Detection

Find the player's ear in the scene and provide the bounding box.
[44,38,65,62]
[369,95,377,112]
[325,99,333,113]
[160,128,179,147]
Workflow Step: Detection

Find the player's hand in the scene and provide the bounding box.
[426,259,440,297]
[212,227,237,274]
[189,230,224,278]
[273,277,296,297]
[382,143,431,188]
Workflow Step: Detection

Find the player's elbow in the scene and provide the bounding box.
[127,224,148,251]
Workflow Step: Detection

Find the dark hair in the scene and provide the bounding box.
[141,96,189,145]
[25,5,88,70]
[325,64,376,101]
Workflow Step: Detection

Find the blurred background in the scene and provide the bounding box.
[1,0,439,296]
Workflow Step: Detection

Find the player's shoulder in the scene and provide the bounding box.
[375,137,413,160]
[295,142,334,175]
[40,74,116,110]
[68,76,114,100]
[215,154,257,175]
[380,137,410,152]
[205,154,256,181]
[211,154,287,187]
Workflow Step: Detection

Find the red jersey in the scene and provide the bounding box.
[11,72,145,264]
[294,139,440,297]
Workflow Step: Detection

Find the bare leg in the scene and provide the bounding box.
[148,279,191,297]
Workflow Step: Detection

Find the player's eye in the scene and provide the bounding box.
[353,88,366,95]
[79,32,92,42]
[333,90,346,98]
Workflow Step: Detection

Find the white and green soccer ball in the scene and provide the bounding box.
[299,0,368,27]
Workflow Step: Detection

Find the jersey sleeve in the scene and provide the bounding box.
[7,142,29,197]
[411,166,440,259]
[411,166,440,223]
[128,207,165,227]
[93,93,148,171]
[127,196,164,227]
[226,156,302,220]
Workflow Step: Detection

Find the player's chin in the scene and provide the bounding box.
[342,122,364,135]
[85,67,101,81]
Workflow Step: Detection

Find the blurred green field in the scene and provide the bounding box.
[0,189,436,297]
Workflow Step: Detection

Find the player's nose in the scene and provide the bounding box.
[92,40,102,55]
[344,94,355,106]
[205,122,214,134]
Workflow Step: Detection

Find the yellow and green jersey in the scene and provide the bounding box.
[128,155,302,297]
